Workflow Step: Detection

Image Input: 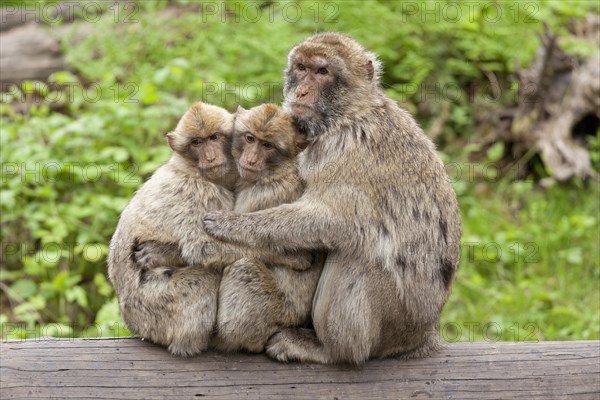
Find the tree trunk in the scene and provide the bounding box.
[500,18,600,181]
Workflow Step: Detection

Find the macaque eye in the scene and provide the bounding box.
[245,134,255,143]
[317,67,328,75]
[190,137,203,146]
[298,63,306,71]
[209,133,219,141]
[262,142,273,149]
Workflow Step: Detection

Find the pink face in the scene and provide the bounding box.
[286,53,336,118]
[167,130,232,179]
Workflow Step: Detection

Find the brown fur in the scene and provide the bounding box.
[203,33,461,364]
[108,102,310,357]
[213,104,323,353]
[108,102,235,357]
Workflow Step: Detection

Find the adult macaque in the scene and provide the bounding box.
[203,33,461,364]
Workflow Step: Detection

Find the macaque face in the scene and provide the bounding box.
[237,132,279,181]
[285,53,337,118]
[167,103,234,181]
[283,48,346,139]
[233,104,298,183]
[282,35,377,140]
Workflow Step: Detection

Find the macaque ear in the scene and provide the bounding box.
[236,105,247,114]
[365,59,375,81]
[166,132,176,150]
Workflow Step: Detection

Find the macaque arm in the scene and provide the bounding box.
[179,234,312,270]
[203,199,341,251]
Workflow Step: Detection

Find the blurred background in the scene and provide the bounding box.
[0,0,598,342]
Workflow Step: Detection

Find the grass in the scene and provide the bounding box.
[443,178,600,341]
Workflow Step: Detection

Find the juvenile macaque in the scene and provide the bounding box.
[213,103,323,353]
[203,33,461,364]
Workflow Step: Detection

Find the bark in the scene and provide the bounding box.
[501,18,600,181]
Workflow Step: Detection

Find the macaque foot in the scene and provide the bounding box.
[266,328,330,364]
[167,336,208,358]
[131,239,185,268]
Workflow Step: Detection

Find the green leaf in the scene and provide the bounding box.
[559,247,583,266]
[94,273,114,297]
[52,271,81,293]
[95,297,122,324]
[22,80,48,96]
[79,243,108,262]
[22,256,44,277]
[42,323,74,338]
[65,286,88,307]
[13,296,46,327]
[486,142,505,162]
[153,67,170,85]
[10,279,38,300]
[139,83,160,105]
[0,269,22,281]
[36,246,62,268]
[100,147,130,162]
[48,71,80,85]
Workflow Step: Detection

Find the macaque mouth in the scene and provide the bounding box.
[240,166,261,173]
[201,163,227,171]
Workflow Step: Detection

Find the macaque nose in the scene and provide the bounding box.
[248,159,257,166]
[206,155,216,163]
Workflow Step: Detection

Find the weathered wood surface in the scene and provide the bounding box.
[1,339,598,399]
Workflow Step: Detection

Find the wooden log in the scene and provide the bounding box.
[1,338,598,399]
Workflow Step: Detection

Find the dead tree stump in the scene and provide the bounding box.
[502,19,600,181]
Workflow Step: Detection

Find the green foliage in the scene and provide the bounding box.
[1,0,598,341]
[443,178,599,342]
